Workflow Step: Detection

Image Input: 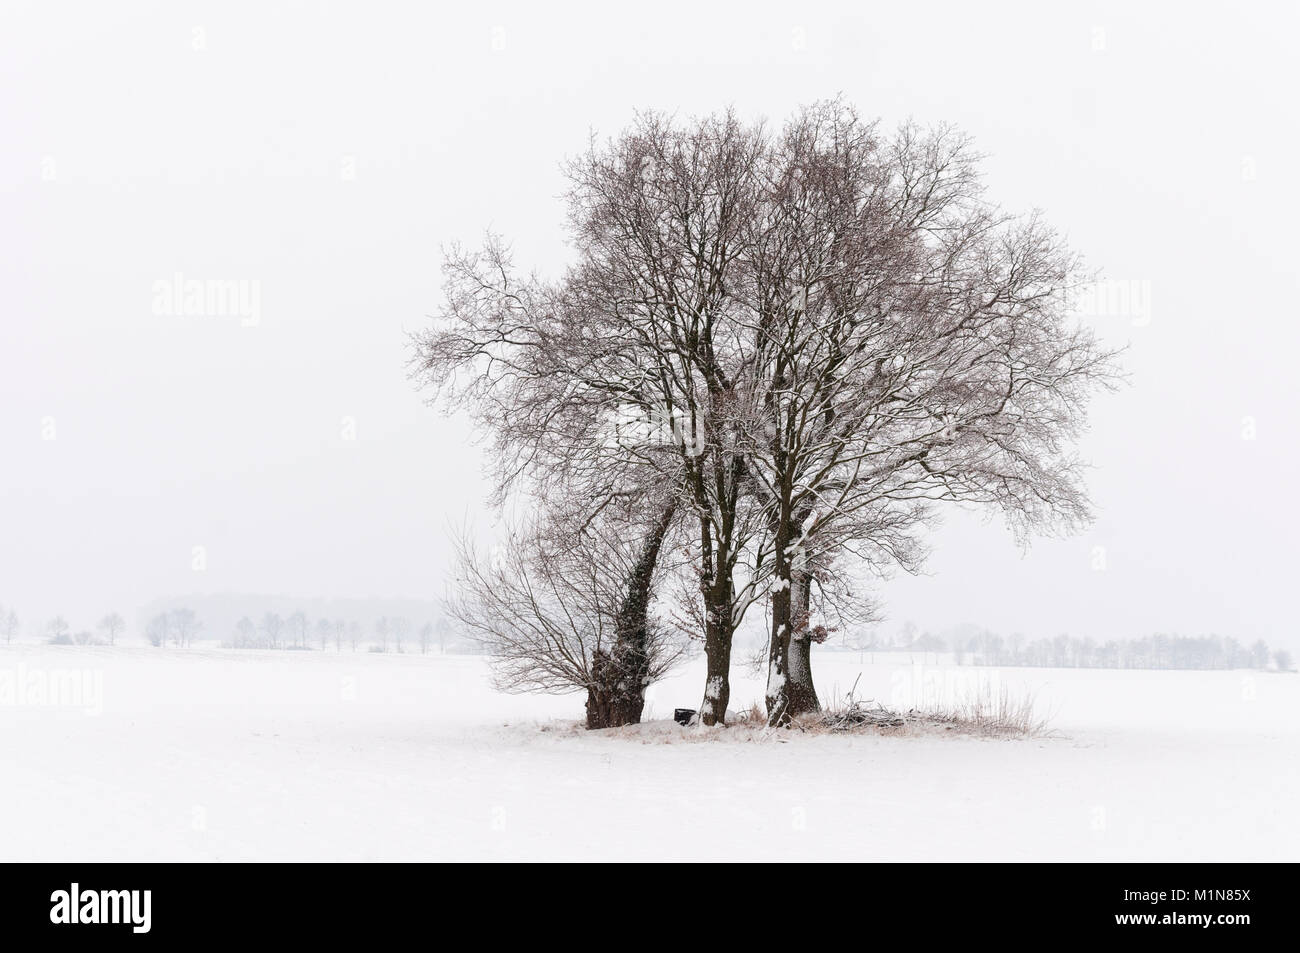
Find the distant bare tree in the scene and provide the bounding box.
[418,622,433,655]
[391,617,409,654]
[145,613,170,648]
[375,617,389,653]
[45,615,71,644]
[98,612,124,646]
[435,618,450,654]
[2,608,19,644]
[347,620,361,652]
[235,616,255,648]
[287,611,308,649]
[170,608,201,648]
[315,617,332,651]
[1250,639,1271,669]
[260,612,283,650]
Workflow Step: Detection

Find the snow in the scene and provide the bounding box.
[2,644,1296,861]
[704,675,724,700]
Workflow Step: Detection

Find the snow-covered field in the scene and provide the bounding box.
[1,644,1295,861]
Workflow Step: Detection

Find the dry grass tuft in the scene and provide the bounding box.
[919,682,1052,737]
[800,677,1051,738]
[731,699,767,725]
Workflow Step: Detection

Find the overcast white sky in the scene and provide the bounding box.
[2,1,1297,647]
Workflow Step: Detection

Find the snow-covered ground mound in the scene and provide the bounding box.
[2,645,1295,861]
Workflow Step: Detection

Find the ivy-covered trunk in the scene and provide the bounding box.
[584,502,675,729]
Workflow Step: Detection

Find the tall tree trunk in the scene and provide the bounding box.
[585,650,616,729]
[766,513,821,725]
[693,454,744,727]
[765,515,794,726]
[698,520,736,727]
[785,568,820,717]
[585,501,675,729]
[699,578,734,726]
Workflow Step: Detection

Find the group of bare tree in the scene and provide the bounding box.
[371,616,448,653]
[229,612,345,650]
[225,613,449,653]
[3,601,460,655]
[0,607,124,646]
[144,608,201,648]
[415,100,1119,728]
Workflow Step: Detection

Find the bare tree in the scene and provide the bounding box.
[435,618,450,654]
[415,103,1118,728]
[287,611,308,649]
[1249,639,1271,669]
[724,104,1119,723]
[315,617,332,651]
[332,618,345,652]
[2,608,19,644]
[415,111,773,724]
[418,622,433,655]
[375,617,389,653]
[145,613,170,648]
[170,608,201,648]
[235,615,255,648]
[347,620,361,652]
[260,612,283,650]
[446,502,685,728]
[391,617,409,654]
[97,612,124,646]
[45,615,71,644]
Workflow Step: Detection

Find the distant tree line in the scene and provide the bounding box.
[0,604,126,646]
[872,628,1295,672]
[2,601,461,654]
[143,608,201,648]
[224,612,453,654]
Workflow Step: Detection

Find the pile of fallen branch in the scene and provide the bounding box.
[812,700,907,732]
